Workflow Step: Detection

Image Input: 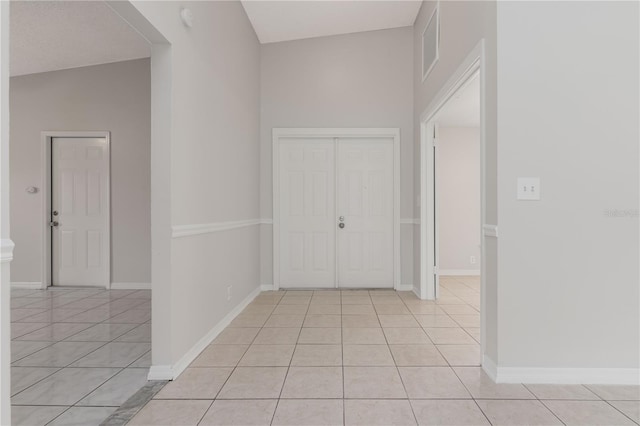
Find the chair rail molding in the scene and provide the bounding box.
[482,224,498,238]
[0,239,14,263]
[172,219,262,238]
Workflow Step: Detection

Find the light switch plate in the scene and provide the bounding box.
[517,177,540,200]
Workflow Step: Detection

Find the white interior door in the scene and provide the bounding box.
[278,138,336,288]
[52,137,109,287]
[337,138,394,288]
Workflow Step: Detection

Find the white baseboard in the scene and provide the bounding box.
[495,367,640,385]
[260,284,275,291]
[440,270,481,276]
[147,365,173,381]
[11,282,43,290]
[147,285,261,381]
[482,354,639,385]
[482,354,498,381]
[111,282,151,290]
[396,284,413,291]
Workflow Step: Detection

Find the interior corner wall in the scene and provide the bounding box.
[438,127,481,273]
[496,1,639,370]
[259,27,415,288]
[9,59,151,286]
[130,1,261,368]
[412,1,498,360]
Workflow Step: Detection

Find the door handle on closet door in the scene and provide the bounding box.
[338,223,345,229]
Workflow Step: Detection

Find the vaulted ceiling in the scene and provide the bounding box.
[241,1,422,44]
[10,1,150,77]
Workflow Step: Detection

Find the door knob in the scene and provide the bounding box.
[339,216,345,222]
[338,223,345,229]
[49,221,59,227]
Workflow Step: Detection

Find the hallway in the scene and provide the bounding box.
[127,278,639,425]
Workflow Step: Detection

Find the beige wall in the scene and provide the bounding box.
[438,127,480,273]
[9,58,151,285]
[260,27,415,287]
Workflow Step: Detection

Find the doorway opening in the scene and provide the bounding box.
[420,41,486,360]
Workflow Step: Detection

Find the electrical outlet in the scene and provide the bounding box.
[470,256,476,265]
[517,177,541,200]
[227,285,232,301]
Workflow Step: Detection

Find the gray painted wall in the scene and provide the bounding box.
[260,27,415,287]
[10,58,151,285]
[496,1,639,369]
[129,0,262,367]
[438,127,480,273]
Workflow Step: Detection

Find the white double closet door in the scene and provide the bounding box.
[277,136,395,289]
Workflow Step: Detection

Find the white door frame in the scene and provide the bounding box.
[419,40,486,349]
[41,131,111,289]
[273,128,401,291]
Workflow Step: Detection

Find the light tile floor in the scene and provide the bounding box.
[128,276,640,425]
[10,287,151,426]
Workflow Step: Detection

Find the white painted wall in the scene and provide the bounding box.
[413,0,498,361]
[9,59,151,286]
[437,127,480,273]
[496,1,639,371]
[260,27,414,287]
[124,1,262,373]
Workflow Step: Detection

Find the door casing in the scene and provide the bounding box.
[419,40,487,361]
[41,131,111,289]
[273,128,401,291]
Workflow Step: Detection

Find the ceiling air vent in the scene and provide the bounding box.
[422,6,440,82]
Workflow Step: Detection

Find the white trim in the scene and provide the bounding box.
[439,270,481,276]
[260,284,275,291]
[259,218,273,225]
[110,282,152,290]
[421,3,440,82]
[482,354,498,381]
[495,367,640,385]
[419,40,487,364]
[147,286,261,381]
[172,219,261,238]
[147,365,173,381]
[273,128,401,291]
[400,218,419,225]
[482,224,498,238]
[42,131,111,290]
[412,286,422,300]
[0,239,14,263]
[10,282,42,290]
[396,284,413,292]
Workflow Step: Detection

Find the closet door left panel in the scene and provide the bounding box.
[278,139,336,288]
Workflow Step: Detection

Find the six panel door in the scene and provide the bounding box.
[52,137,109,287]
[277,135,396,289]
[337,138,394,288]
[278,138,336,288]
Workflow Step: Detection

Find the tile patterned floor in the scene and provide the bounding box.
[10,287,151,426]
[127,276,640,426]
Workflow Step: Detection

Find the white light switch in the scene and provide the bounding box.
[517,177,540,200]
